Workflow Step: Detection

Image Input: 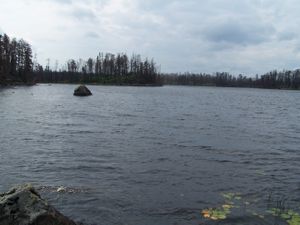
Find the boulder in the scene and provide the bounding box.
[74,85,92,96]
[0,184,77,225]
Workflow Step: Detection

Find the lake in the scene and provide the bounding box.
[0,84,299,225]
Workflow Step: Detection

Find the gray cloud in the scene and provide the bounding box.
[85,31,100,39]
[203,20,275,46]
[70,7,96,21]
[278,31,297,41]
[1,0,299,75]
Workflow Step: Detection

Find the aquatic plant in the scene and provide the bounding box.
[269,208,300,225]
[202,191,300,224]
[201,205,232,220]
[201,192,241,220]
[222,192,242,202]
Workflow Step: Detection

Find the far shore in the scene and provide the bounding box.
[2,81,300,91]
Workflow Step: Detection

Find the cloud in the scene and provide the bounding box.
[1,0,300,75]
[203,20,275,46]
[69,7,96,21]
[277,31,298,41]
[85,31,100,39]
[51,0,72,4]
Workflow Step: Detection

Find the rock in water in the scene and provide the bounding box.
[73,85,92,96]
[0,184,77,225]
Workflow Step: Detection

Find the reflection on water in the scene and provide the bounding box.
[0,84,299,225]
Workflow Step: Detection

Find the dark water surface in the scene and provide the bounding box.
[0,84,300,225]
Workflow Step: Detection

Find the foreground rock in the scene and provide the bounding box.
[74,85,92,96]
[0,184,77,225]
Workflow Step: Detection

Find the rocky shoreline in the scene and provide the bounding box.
[0,184,77,225]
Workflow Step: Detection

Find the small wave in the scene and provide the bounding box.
[116,123,135,127]
[69,130,103,135]
[115,113,137,118]
[157,157,170,162]
[148,207,200,216]
[215,159,234,163]
[139,169,170,175]
[217,214,274,225]
[37,185,91,194]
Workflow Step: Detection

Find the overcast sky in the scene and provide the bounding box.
[0,0,299,75]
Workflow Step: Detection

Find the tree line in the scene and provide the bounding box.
[0,33,33,84]
[38,52,161,85]
[163,70,300,89]
[1,33,300,89]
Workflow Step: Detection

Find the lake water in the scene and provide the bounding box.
[0,84,299,225]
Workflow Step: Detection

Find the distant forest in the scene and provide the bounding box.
[0,33,33,84]
[39,53,160,85]
[1,33,300,89]
[163,71,300,89]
